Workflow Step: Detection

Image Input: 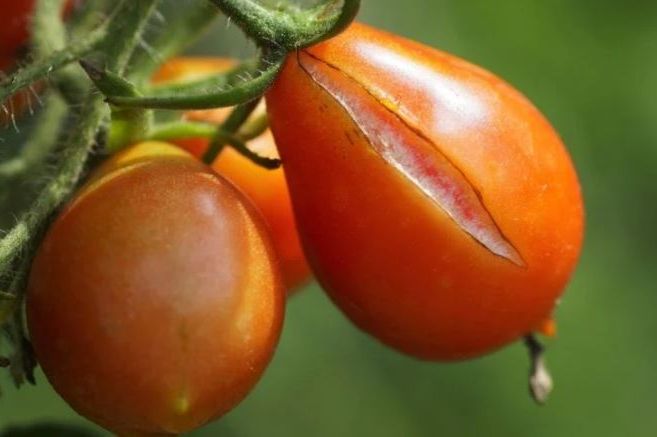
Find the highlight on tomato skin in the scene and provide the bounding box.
[26,142,285,436]
[266,22,584,361]
[152,58,312,291]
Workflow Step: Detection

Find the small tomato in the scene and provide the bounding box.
[27,142,284,435]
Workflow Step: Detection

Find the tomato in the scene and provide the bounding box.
[26,142,284,435]
[265,23,584,360]
[152,58,311,291]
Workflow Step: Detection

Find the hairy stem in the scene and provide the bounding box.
[0,0,163,386]
[0,24,106,104]
[209,0,360,50]
[32,0,68,56]
[106,52,284,109]
[0,93,68,179]
[203,98,260,164]
[0,95,107,278]
[129,0,221,85]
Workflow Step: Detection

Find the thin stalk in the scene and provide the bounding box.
[105,53,285,110]
[203,98,260,164]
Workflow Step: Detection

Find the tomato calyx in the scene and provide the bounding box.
[209,0,361,51]
[297,49,525,266]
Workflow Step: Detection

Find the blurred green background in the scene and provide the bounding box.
[2,0,657,435]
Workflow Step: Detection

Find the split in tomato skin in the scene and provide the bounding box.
[266,23,584,360]
[26,142,285,435]
[152,58,312,291]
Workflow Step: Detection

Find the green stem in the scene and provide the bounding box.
[78,0,162,152]
[0,94,107,278]
[129,1,221,85]
[32,0,68,57]
[145,117,268,146]
[0,93,68,180]
[68,0,115,39]
[33,0,92,105]
[209,0,360,50]
[203,98,261,164]
[0,20,106,103]
[101,1,162,74]
[146,60,258,95]
[237,112,268,139]
[6,255,37,387]
[148,121,218,142]
[106,52,285,110]
[199,98,279,169]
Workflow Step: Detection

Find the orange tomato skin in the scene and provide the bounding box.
[153,58,311,291]
[266,23,584,360]
[27,142,284,435]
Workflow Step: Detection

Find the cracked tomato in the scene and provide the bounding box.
[266,23,584,360]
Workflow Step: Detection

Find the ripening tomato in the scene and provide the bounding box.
[152,58,311,290]
[27,142,284,435]
[266,23,584,360]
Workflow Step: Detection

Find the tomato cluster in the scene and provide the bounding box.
[21,19,583,437]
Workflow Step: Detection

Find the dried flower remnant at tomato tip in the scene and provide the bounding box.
[298,50,525,267]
